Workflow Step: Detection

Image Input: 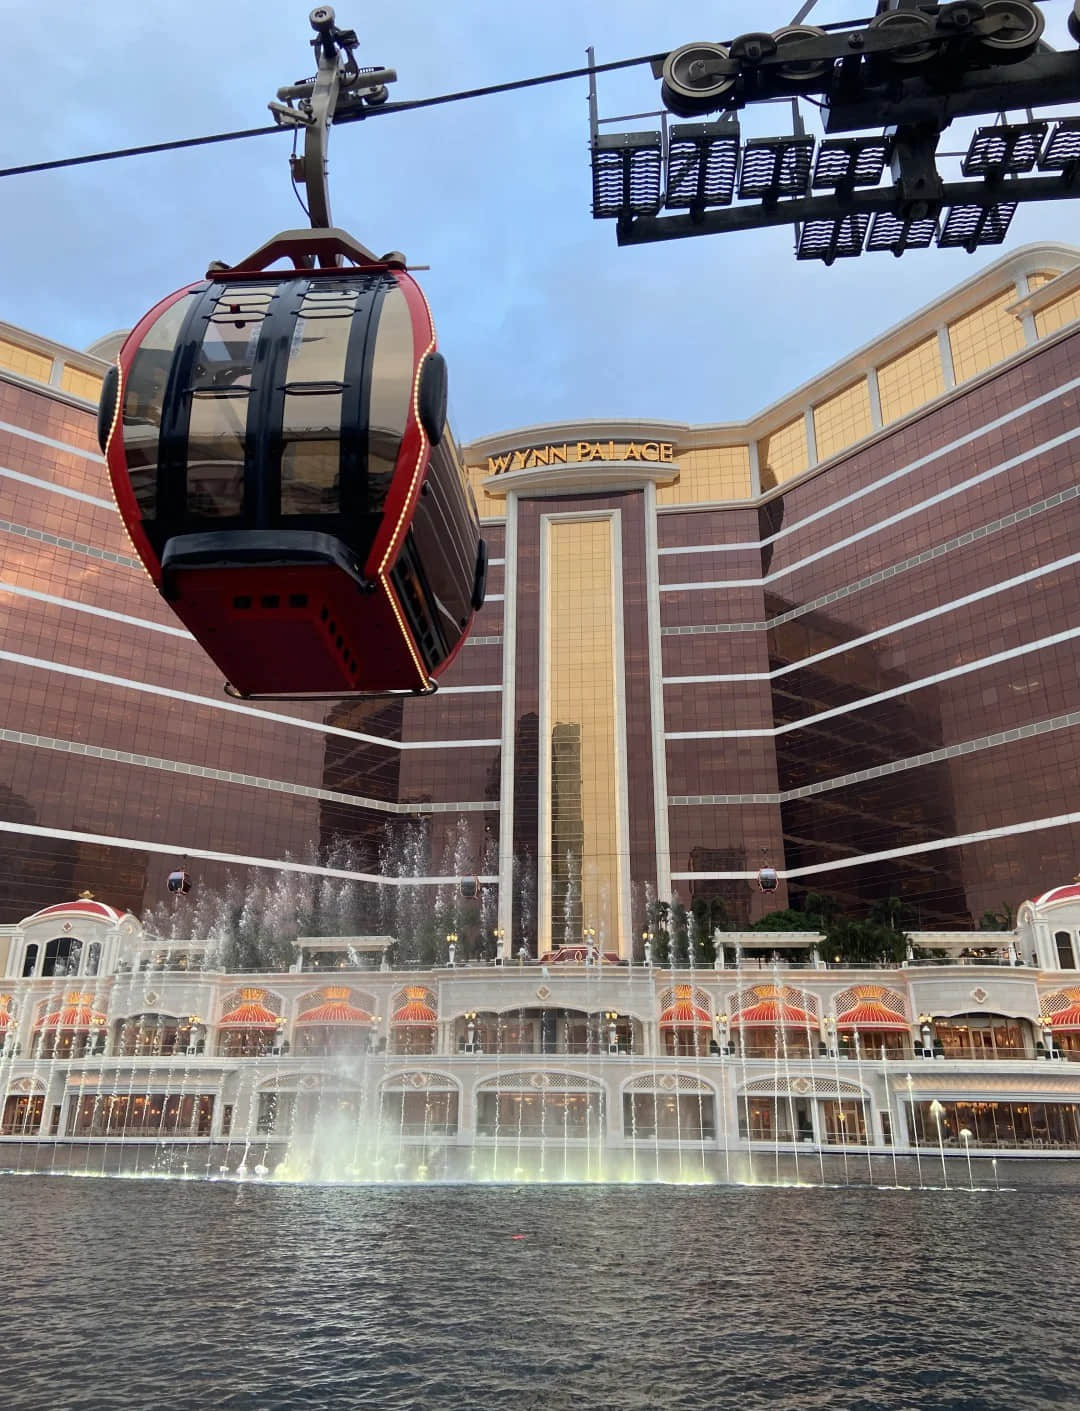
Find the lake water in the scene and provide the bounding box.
[2,1170,1079,1410]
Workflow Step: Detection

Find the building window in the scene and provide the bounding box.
[812,379,874,462]
[875,336,945,424]
[1055,931,1076,969]
[21,944,37,978]
[947,289,1025,383]
[758,416,808,488]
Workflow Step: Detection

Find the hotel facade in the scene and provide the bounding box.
[0,243,1079,953]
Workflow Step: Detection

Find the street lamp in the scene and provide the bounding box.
[604,1011,619,1053]
[464,1010,478,1051]
[493,927,505,965]
[584,927,597,965]
[1041,1014,1055,1058]
[446,931,458,967]
[714,1011,729,1056]
[641,929,654,968]
[918,1013,934,1057]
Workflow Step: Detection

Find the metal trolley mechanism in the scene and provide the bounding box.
[99,8,487,702]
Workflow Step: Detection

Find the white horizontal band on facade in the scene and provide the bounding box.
[666,625,1080,739]
[669,710,1080,806]
[0,650,501,754]
[664,551,1080,684]
[657,373,1080,557]
[661,483,1079,638]
[0,818,499,888]
[0,580,191,637]
[0,462,114,511]
[0,417,105,465]
[671,809,1080,882]
[0,727,497,816]
[661,426,1080,593]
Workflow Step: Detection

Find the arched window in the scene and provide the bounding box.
[43,937,82,977]
[85,943,101,977]
[1055,931,1076,969]
[21,943,38,978]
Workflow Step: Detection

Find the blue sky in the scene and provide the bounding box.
[3,0,1078,441]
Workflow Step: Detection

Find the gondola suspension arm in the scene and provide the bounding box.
[268,5,397,257]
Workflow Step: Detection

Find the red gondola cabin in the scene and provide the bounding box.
[99,230,487,698]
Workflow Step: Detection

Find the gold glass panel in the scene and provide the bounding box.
[59,366,104,402]
[876,336,945,425]
[812,379,874,463]
[758,416,808,490]
[465,464,506,520]
[547,518,621,947]
[657,445,752,505]
[0,338,52,383]
[947,289,1025,384]
[1035,289,1080,339]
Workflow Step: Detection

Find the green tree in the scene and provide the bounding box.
[749,908,819,932]
[979,902,1014,932]
[827,919,908,966]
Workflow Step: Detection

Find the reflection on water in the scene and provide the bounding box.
[2,1173,1079,1410]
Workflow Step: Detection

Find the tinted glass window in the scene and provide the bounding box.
[280,283,357,515]
[367,282,414,511]
[121,294,194,520]
[186,285,272,518]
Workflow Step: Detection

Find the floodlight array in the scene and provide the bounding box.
[813,136,891,190]
[938,201,1017,249]
[796,213,869,263]
[737,136,815,200]
[1039,117,1080,170]
[866,211,938,254]
[665,121,740,210]
[591,132,663,218]
[962,122,1048,176]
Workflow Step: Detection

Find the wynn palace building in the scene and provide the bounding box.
[2,243,1080,951]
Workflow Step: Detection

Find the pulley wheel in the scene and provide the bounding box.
[868,10,938,66]
[978,0,1044,53]
[773,25,830,84]
[660,42,735,117]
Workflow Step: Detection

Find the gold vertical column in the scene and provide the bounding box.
[544,517,623,954]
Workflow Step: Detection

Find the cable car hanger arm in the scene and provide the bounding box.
[267,6,397,258]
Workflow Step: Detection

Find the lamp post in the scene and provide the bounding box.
[584,927,597,965]
[446,931,458,968]
[714,1011,728,1057]
[1041,1014,1055,1059]
[929,1097,949,1188]
[604,1010,619,1053]
[641,929,654,968]
[918,1013,933,1057]
[906,1073,923,1188]
[825,1013,836,1058]
[493,927,505,965]
[465,1010,477,1051]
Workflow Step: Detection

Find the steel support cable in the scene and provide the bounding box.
[0,51,664,180]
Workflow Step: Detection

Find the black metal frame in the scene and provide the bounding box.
[590,6,1080,257]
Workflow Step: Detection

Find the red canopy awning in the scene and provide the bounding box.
[297,987,373,1025]
[836,999,908,1030]
[393,988,437,1024]
[731,999,816,1027]
[660,999,712,1028]
[1049,1005,1080,1030]
[35,992,108,1030]
[220,988,280,1029]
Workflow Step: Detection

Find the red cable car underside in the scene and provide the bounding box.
[99,228,486,699]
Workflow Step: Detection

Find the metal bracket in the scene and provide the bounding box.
[268,7,398,262]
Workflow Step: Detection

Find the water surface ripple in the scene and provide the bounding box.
[2,1174,1079,1410]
